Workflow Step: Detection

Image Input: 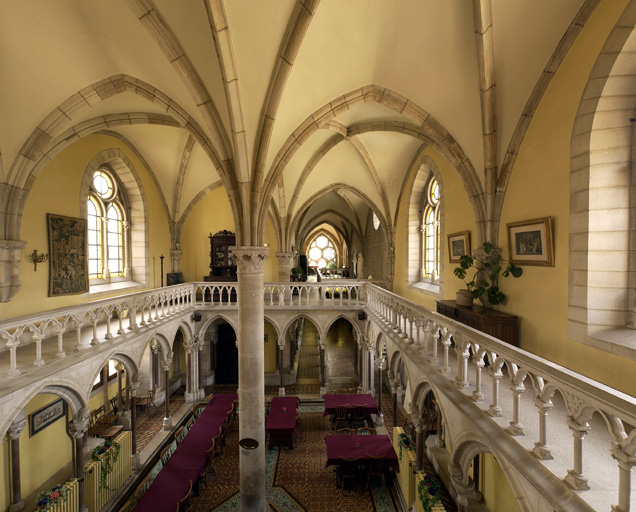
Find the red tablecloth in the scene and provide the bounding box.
[324,434,398,469]
[322,393,379,416]
[265,397,299,434]
[134,393,237,511]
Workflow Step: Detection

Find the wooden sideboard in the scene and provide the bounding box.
[436,300,518,346]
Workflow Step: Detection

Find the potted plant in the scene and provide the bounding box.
[290,267,305,282]
[453,241,523,307]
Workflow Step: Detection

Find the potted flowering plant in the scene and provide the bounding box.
[417,474,442,512]
[36,484,69,511]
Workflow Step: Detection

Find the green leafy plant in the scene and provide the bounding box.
[91,440,121,491]
[453,241,523,305]
[36,484,69,511]
[417,474,442,512]
[397,431,412,461]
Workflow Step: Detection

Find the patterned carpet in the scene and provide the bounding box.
[136,399,184,451]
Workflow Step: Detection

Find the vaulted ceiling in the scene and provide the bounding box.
[1,0,588,246]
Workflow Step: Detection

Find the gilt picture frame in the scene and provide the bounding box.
[506,217,554,266]
[447,231,470,263]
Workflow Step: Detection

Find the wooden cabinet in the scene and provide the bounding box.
[204,230,237,282]
[436,300,518,346]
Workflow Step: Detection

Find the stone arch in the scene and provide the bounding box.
[290,184,391,274]
[568,3,636,357]
[80,147,150,287]
[263,314,283,345]
[323,314,362,343]
[259,85,482,243]
[1,381,88,438]
[281,313,325,342]
[198,314,239,341]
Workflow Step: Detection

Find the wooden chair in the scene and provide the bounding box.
[160,444,172,465]
[136,385,158,412]
[265,396,273,416]
[192,401,205,418]
[232,398,239,420]
[185,415,194,432]
[109,396,119,414]
[205,441,217,476]
[350,403,368,429]
[357,427,376,435]
[175,426,186,444]
[336,428,357,435]
[337,457,360,489]
[177,480,193,512]
[332,404,350,430]
[133,475,152,502]
[365,453,386,490]
[212,428,223,457]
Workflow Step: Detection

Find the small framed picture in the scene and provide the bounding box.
[447,231,471,263]
[29,398,66,437]
[506,217,554,266]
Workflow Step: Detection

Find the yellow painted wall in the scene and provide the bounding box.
[2,134,171,321]
[393,145,476,310]
[264,323,278,373]
[480,453,522,512]
[498,0,636,394]
[20,394,73,500]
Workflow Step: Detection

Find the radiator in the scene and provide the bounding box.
[85,431,132,512]
[49,479,79,512]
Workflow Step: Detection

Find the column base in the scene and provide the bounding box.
[374,413,384,426]
[184,391,196,403]
[163,417,173,430]
[9,500,25,512]
[487,406,502,418]
[531,442,553,460]
[507,422,525,436]
[132,452,141,470]
[320,386,326,396]
[563,469,590,490]
[278,387,285,397]
[471,391,484,402]
[611,506,628,512]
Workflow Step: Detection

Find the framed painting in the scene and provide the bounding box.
[29,398,66,437]
[506,217,554,266]
[47,214,89,296]
[447,231,470,263]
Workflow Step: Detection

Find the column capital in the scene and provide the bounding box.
[161,353,173,371]
[232,246,269,274]
[8,412,27,440]
[68,418,89,439]
[566,416,590,437]
[275,252,293,263]
[611,442,636,468]
[374,356,386,370]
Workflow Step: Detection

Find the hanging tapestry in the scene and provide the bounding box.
[47,213,89,296]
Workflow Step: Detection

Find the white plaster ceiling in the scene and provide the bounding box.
[0,0,587,244]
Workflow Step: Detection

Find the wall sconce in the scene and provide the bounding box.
[28,249,48,271]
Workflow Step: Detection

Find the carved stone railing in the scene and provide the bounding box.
[365,285,636,512]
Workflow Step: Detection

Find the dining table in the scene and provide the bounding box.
[324,434,398,469]
[265,396,299,449]
[322,393,379,417]
[134,393,237,511]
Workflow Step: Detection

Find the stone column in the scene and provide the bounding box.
[414,419,425,473]
[116,363,124,414]
[532,398,553,460]
[450,462,473,512]
[184,338,195,403]
[8,411,27,512]
[507,385,525,436]
[130,383,139,468]
[233,246,268,512]
[194,335,206,401]
[170,246,182,273]
[0,239,27,303]
[319,336,327,396]
[278,340,285,397]
[375,356,385,425]
[611,443,636,512]
[162,355,173,430]
[276,252,292,282]
[69,416,89,512]
[564,416,591,490]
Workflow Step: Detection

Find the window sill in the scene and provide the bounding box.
[407,281,441,296]
[587,327,636,360]
[86,280,144,299]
